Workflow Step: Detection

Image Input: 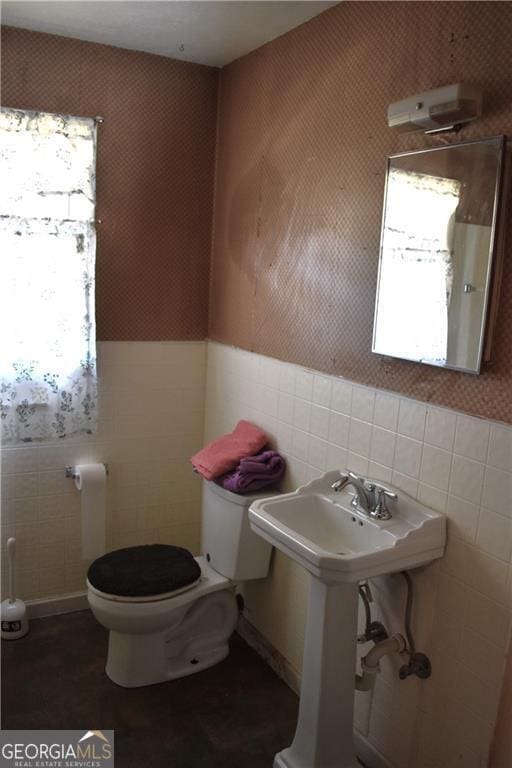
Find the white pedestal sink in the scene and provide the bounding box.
[249,470,446,768]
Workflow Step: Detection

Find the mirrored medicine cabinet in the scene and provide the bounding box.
[372,136,506,374]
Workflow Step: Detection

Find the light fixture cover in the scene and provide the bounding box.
[387,83,483,133]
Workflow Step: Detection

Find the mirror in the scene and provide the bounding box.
[372,136,505,373]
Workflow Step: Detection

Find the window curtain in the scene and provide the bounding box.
[0,108,98,442]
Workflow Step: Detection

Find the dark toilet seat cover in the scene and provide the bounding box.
[87,544,201,598]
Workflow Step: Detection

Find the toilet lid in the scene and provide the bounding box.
[87,545,202,598]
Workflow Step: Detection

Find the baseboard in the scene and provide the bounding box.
[236,614,302,695]
[236,615,393,768]
[354,732,394,768]
[27,591,88,619]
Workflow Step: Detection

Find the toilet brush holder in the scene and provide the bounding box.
[1,538,29,640]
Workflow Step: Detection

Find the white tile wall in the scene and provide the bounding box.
[0,341,206,602]
[204,341,512,768]
[1,337,510,767]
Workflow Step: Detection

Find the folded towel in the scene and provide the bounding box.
[191,420,268,481]
[220,449,286,494]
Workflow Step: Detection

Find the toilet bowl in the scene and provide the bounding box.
[87,481,274,687]
[88,556,238,687]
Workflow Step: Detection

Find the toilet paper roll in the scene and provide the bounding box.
[75,464,107,559]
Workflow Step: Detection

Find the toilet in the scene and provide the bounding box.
[87,480,274,688]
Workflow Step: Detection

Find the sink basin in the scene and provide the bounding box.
[249,470,446,582]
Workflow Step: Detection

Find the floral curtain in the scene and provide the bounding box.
[0,108,98,442]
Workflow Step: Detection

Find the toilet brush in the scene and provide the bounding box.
[1,538,29,640]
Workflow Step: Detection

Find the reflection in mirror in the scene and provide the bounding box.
[372,136,505,373]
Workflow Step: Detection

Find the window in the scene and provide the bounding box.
[0,108,98,442]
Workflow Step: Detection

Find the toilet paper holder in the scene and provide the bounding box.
[65,463,109,479]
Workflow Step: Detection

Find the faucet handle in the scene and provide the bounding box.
[331,470,365,491]
[331,471,349,492]
[372,487,398,520]
[379,487,398,500]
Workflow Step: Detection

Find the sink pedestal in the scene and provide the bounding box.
[275,578,360,768]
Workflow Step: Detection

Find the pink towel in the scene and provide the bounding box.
[191,420,268,480]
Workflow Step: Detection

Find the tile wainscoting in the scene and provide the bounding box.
[1,338,510,767]
[0,341,206,602]
[204,341,512,768]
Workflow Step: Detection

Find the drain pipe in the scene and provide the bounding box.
[355,633,407,691]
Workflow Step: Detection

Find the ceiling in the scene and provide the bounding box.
[1,1,338,68]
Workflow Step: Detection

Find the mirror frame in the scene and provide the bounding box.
[372,135,506,374]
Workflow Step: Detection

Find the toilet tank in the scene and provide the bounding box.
[201,480,275,581]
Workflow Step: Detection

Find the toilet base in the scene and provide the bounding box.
[94,586,239,688]
[106,629,231,687]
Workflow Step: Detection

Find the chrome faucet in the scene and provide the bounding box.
[331,471,374,513]
[331,470,398,520]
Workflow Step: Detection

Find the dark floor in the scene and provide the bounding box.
[2,610,299,767]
